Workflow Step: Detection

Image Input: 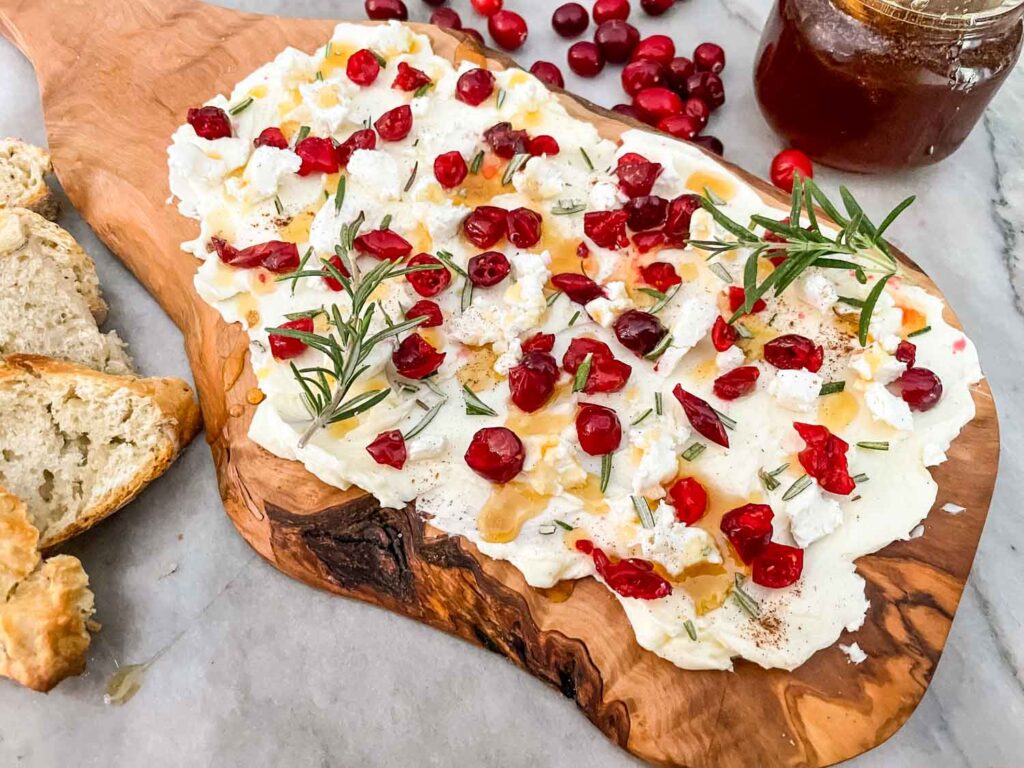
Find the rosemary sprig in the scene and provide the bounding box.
[404,399,444,440]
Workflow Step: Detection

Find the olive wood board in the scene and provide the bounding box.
[0,1,1000,765]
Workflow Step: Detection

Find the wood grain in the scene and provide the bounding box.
[0,1,999,765]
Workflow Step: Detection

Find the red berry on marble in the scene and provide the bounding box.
[593,0,631,23]
[890,367,943,411]
[658,113,702,140]
[633,86,683,125]
[552,2,590,37]
[488,10,528,50]
[672,384,729,447]
[366,430,408,469]
[665,57,695,93]
[346,49,381,86]
[669,477,708,525]
[375,105,413,141]
[392,333,446,379]
[406,299,444,327]
[594,20,640,63]
[621,59,666,97]
[468,250,511,287]
[639,261,680,292]
[364,0,408,20]
[530,61,565,89]
[713,365,760,400]
[506,207,543,248]
[187,106,232,140]
[434,150,469,189]
[686,71,725,109]
[763,334,823,372]
[568,41,606,77]
[693,42,726,73]
[632,35,675,65]
[463,205,508,248]
[465,427,525,483]
[720,503,774,563]
[508,351,560,412]
[575,403,622,456]
[682,97,711,126]
[770,149,814,192]
[406,253,451,296]
[354,229,414,261]
[456,68,496,105]
[613,309,667,357]
[268,317,313,360]
[472,0,503,15]
[254,127,288,149]
[430,7,462,28]
[753,543,804,588]
[640,0,675,15]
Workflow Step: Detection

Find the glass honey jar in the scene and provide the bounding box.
[754,0,1024,172]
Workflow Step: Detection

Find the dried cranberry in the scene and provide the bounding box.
[375,105,413,142]
[594,20,640,63]
[522,332,555,353]
[406,299,444,327]
[393,61,432,91]
[465,427,525,483]
[672,384,729,448]
[584,210,630,250]
[429,8,462,29]
[364,0,408,20]
[692,135,725,156]
[406,253,450,296]
[551,273,605,304]
[593,0,631,23]
[720,503,773,563]
[624,195,668,231]
[488,10,528,50]
[683,97,711,126]
[484,122,529,159]
[268,317,313,360]
[463,206,508,248]
[295,136,340,175]
[763,334,824,372]
[616,153,663,197]
[576,403,622,455]
[633,231,666,253]
[567,41,605,77]
[434,151,468,189]
[254,127,288,149]
[613,310,666,357]
[770,149,814,193]
[640,0,675,15]
[752,542,803,588]
[664,193,702,244]
[509,351,559,412]
[640,262,680,292]
[621,59,666,97]
[468,251,511,287]
[575,540,672,600]
[506,207,543,247]
[354,230,412,261]
[456,68,496,106]
[562,337,632,393]
[727,286,768,314]
[794,422,856,496]
[187,106,232,140]
[552,3,590,37]
[711,316,737,351]
[322,254,350,291]
[669,477,708,524]
[527,135,560,156]
[658,113,702,140]
[346,49,381,86]
[633,35,675,65]
[530,61,565,89]
[393,333,446,379]
[685,72,725,109]
[713,366,760,400]
[472,0,503,14]
[366,430,407,469]
[212,238,300,273]
[633,87,683,125]
[693,42,726,74]
[895,340,917,368]
[665,57,695,92]
[889,367,943,411]
[336,129,377,167]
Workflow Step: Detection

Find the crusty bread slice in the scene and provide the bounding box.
[0,209,132,374]
[0,355,202,548]
[0,139,58,221]
[0,488,95,693]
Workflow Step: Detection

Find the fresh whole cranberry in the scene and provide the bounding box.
[612,103,642,120]
[640,0,675,15]
[713,366,760,400]
[456,68,496,105]
[375,105,413,141]
[658,113,702,140]
[640,261,680,292]
[575,540,672,600]
[336,129,377,167]
[763,334,824,372]
[576,403,622,456]
[613,310,667,357]
[506,207,543,248]
[894,340,917,367]
[346,49,381,86]
[463,206,508,248]
[685,72,725,109]
[624,195,668,231]
[752,542,804,588]
[632,35,675,65]
[295,136,340,175]
[366,430,407,469]
[434,151,469,189]
[488,10,528,50]
[693,42,726,74]
[268,317,314,360]
[770,149,814,193]
[254,127,287,149]
[406,253,451,296]
[393,333,446,379]
[551,273,605,304]
[422,0,445,5]
[672,384,729,447]
[552,3,590,37]
[522,332,555,353]
[430,7,462,28]
[584,210,630,249]
[354,230,413,261]
[720,503,773,563]
[683,97,711,126]
[664,193,702,244]
[468,251,512,287]
[187,106,232,140]
[465,427,525,483]
[669,477,708,525]
[594,20,640,63]
[634,86,683,125]
[484,122,529,158]
[508,351,559,412]
[567,41,606,77]
[794,422,856,495]
[472,0,503,15]
[406,299,444,327]
[563,337,632,393]
[621,59,666,97]
[890,367,943,411]
[616,153,663,196]
[693,135,725,155]
[527,135,561,156]
[665,57,695,93]
[530,61,565,89]
[593,0,631,23]
[728,286,768,314]
[364,0,408,20]
[212,238,300,273]
[711,316,737,351]
[393,62,432,92]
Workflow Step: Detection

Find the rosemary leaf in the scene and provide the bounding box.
[819,381,846,396]
[228,97,253,115]
[631,408,653,426]
[555,519,574,531]
[856,441,889,451]
[502,153,529,185]
[462,384,498,417]
[782,474,812,501]
[655,392,663,415]
[546,290,563,307]
[334,175,346,214]
[681,442,706,462]
[579,147,594,171]
[469,149,485,174]
[632,496,656,529]
[572,353,593,392]
[551,200,586,215]
[709,261,734,283]
[684,620,698,641]
[404,161,418,192]
[600,453,613,492]
[403,399,444,440]
[908,325,931,338]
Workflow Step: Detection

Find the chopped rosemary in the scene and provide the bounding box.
[600,453,613,492]
[496,88,506,108]
[554,519,574,531]
[370,51,387,68]
[462,384,498,417]
[644,333,672,361]
[684,620,698,641]
[579,146,594,170]
[819,380,846,396]
[413,83,431,98]
[546,290,563,307]
[709,261,734,284]
[636,287,666,302]
[334,175,346,214]
[568,310,581,326]
[275,247,315,296]
[758,467,781,492]
[632,495,656,529]
[856,441,889,451]
[853,472,869,484]
[712,408,737,430]
[631,408,653,426]
[502,153,529,185]
[404,161,418,192]
[551,200,586,215]
[572,353,593,392]
[649,283,681,314]
[469,149,485,174]
[838,296,865,309]
[274,195,284,215]
[655,391,663,415]
[732,574,761,618]
[681,442,706,462]
[782,474,812,501]
[380,213,393,230]
[908,325,931,338]
[435,249,467,277]
[460,274,474,311]
[315,71,324,82]
[228,96,253,115]
[284,307,326,321]
[295,125,311,144]
[403,399,444,440]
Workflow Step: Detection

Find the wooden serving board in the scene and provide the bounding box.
[0,1,1000,764]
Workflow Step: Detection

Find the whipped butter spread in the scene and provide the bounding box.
[168,22,982,671]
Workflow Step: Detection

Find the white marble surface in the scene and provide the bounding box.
[1,0,1022,765]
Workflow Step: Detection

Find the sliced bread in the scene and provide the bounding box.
[0,139,58,221]
[0,488,95,692]
[0,208,132,374]
[0,355,202,548]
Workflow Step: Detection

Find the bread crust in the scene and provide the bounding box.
[0,139,58,222]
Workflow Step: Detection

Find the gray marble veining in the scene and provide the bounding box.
[1,0,1021,765]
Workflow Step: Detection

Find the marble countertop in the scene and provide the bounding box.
[1,0,1021,765]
